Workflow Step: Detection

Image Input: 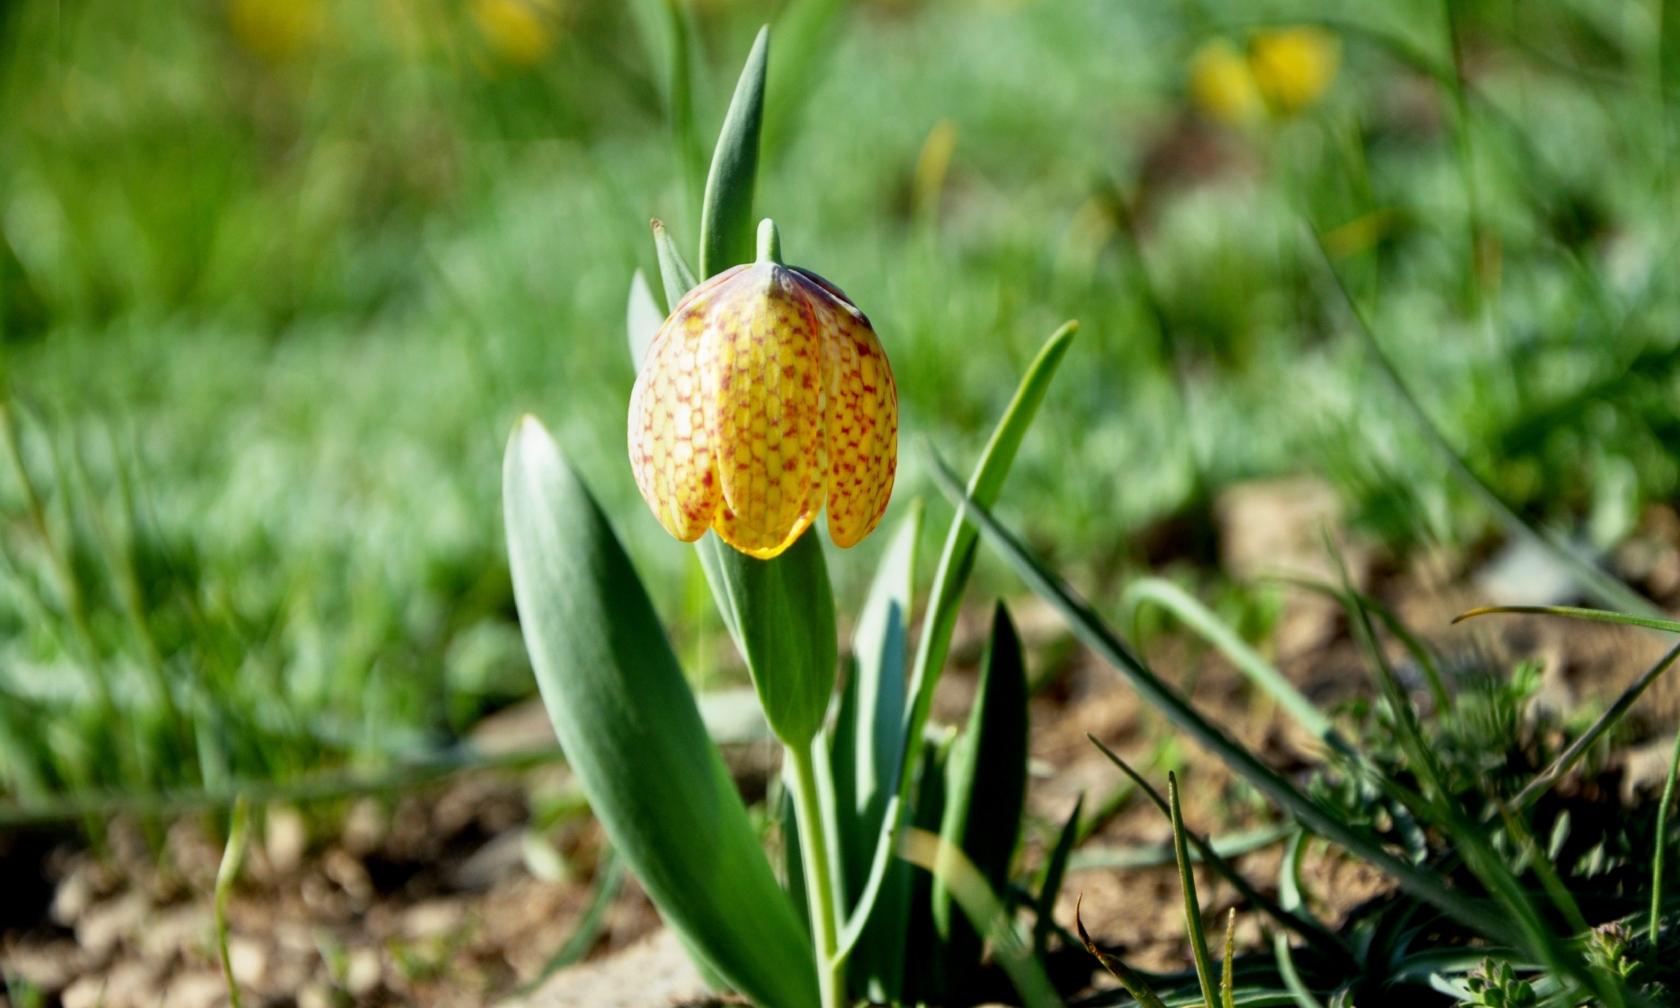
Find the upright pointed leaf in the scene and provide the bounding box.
[933,602,1029,1000]
[652,219,698,308]
[697,531,837,748]
[699,26,770,278]
[832,506,920,1001]
[504,417,818,1008]
[1034,794,1083,958]
[627,269,664,375]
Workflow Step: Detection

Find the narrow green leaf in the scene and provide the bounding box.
[652,218,698,308]
[1455,604,1680,635]
[696,531,837,748]
[215,794,249,1008]
[1653,730,1680,944]
[934,601,1028,939]
[1068,823,1293,872]
[927,603,1029,1003]
[520,848,627,993]
[899,828,1064,1008]
[1221,909,1237,1008]
[504,417,818,1008]
[832,505,921,1002]
[844,320,1078,957]
[1169,774,1219,1008]
[1075,896,1167,1008]
[1034,794,1083,958]
[1122,578,1343,752]
[1082,737,1344,960]
[627,269,664,374]
[1513,640,1680,810]
[924,453,1514,944]
[1274,832,1325,1008]
[1311,230,1661,620]
[699,26,770,278]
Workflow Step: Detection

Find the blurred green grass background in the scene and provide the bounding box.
[1,0,1678,805]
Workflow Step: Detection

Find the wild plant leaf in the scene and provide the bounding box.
[831,504,920,1001]
[652,219,698,307]
[627,269,664,375]
[1169,773,1220,1008]
[1512,639,1680,810]
[1221,908,1237,1008]
[1122,578,1342,752]
[932,602,1028,997]
[503,417,818,1008]
[1337,573,1619,1007]
[899,827,1064,1008]
[843,320,1077,951]
[1310,228,1660,621]
[1075,895,1166,1008]
[1083,736,1345,960]
[696,532,837,748]
[924,452,1514,943]
[699,26,769,277]
[1034,793,1083,958]
[1653,731,1680,942]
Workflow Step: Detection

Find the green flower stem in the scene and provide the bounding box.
[1652,728,1680,943]
[788,739,845,1008]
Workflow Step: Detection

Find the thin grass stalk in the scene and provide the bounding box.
[1122,578,1350,755]
[1085,736,1347,961]
[925,449,1514,942]
[1306,229,1660,621]
[1652,730,1680,943]
[1337,566,1621,1007]
[215,794,250,1008]
[1221,909,1236,1008]
[1075,896,1167,1008]
[1168,773,1220,1008]
[518,847,626,994]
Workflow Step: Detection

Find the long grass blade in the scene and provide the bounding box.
[1122,578,1345,753]
[1221,909,1237,1008]
[1169,773,1220,1008]
[698,26,769,277]
[924,451,1514,942]
[1035,794,1083,957]
[1084,736,1346,960]
[1455,605,1680,635]
[652,219,699,307]
[1335,561,1621,1008]
[1509,639,1680,810]
[215,794,250,1008]
[1652,730,1680,943]
[842,321,1078,945]
[1075,895,1168,1008]
[1308,228,1660,620]
[898,827,1064,1008]
[519,847,627,993]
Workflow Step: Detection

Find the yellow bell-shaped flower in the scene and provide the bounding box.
[629,221,897,559]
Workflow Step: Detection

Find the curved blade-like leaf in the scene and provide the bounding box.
[697,531,837,748]
[832,504,921,1002]
[652,219,698,308]
[627,269,664,375]
[504,417,818,1008]
[931,602,1029,1004]
[699,26,770,278]
[925,451,1514,946]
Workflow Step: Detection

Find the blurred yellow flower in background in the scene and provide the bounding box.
[1189,39,1265,126]
[1248,27,1340,117]
[471,0,555,67]
[228,0,324,62]
[1189,27,1340,125]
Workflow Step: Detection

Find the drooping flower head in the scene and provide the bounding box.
[629,221,897,559]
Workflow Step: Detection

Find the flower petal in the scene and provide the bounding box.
[628,297,723,542]
[818,296,897,548]
[707,265,824,557]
